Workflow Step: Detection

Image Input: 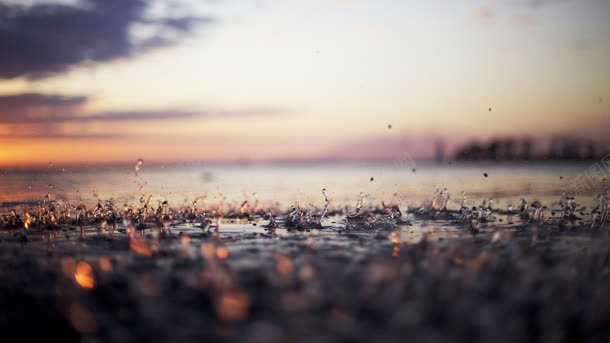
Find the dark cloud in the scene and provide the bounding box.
[72,110,199,122]
[505,0,573,9]
[0,93,86,123]
[0,0,210,79]
[0,131,127,140]
[0,93,293,127]
[0,92,87,109]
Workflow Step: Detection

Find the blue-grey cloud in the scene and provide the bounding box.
[0,0,210,79]
[0,93,293,126]
[506,0,573,9]
[0,92,87,109]
[0,131,127,140]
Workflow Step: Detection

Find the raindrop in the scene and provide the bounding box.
[134,158,144,176]
[320,188,329,224]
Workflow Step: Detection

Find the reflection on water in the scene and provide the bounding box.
[0,161,603,210]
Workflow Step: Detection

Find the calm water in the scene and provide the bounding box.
[0,161,603,211]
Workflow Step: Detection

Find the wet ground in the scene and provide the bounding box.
[1,210,609,343]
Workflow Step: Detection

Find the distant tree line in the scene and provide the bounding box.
[453,137,608,161]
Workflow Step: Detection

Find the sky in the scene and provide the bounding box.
[0,0,609,166]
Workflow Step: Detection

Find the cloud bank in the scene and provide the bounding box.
[0,93,294,140]
[0,0,209,79]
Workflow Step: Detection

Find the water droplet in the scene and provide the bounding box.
[134,158,144,175]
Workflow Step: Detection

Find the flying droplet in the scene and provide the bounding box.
[370,177,374,182]
[484,173,489,178]
[134,158,144,176]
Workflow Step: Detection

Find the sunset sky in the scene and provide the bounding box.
[0,0,609,166]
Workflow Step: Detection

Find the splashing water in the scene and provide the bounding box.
[76,204,87,238]
[507,204,514,224]
[518,198,531,221]
[319,188,329,224]
[265,211,278,231]
[239,201,249,216]
[592,179,609,229]
[356,192,365,214]
[480,203,492,222]
[285,189,331,230]
[559,193,577,221]
[460,191,467,209]
[134,158,144,176]
[286,204,303,228]
[431,188,450,211]
[529,201,546,224]
[3,168,607,244]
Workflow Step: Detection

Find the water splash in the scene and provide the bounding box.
[285,189,330,230]
[559,193,577,221]
[356,192,365,214]
[592,179,608,229]
[431,188,450,211]
[460,191,467,208]
[319,188,329,224]
[134,158,144,176]
[529,201,546,224]
[518,198,530,220]
[160,200,172,235]
[76,204,87,238]
[264,211,278,232]
[507,204,514,224]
